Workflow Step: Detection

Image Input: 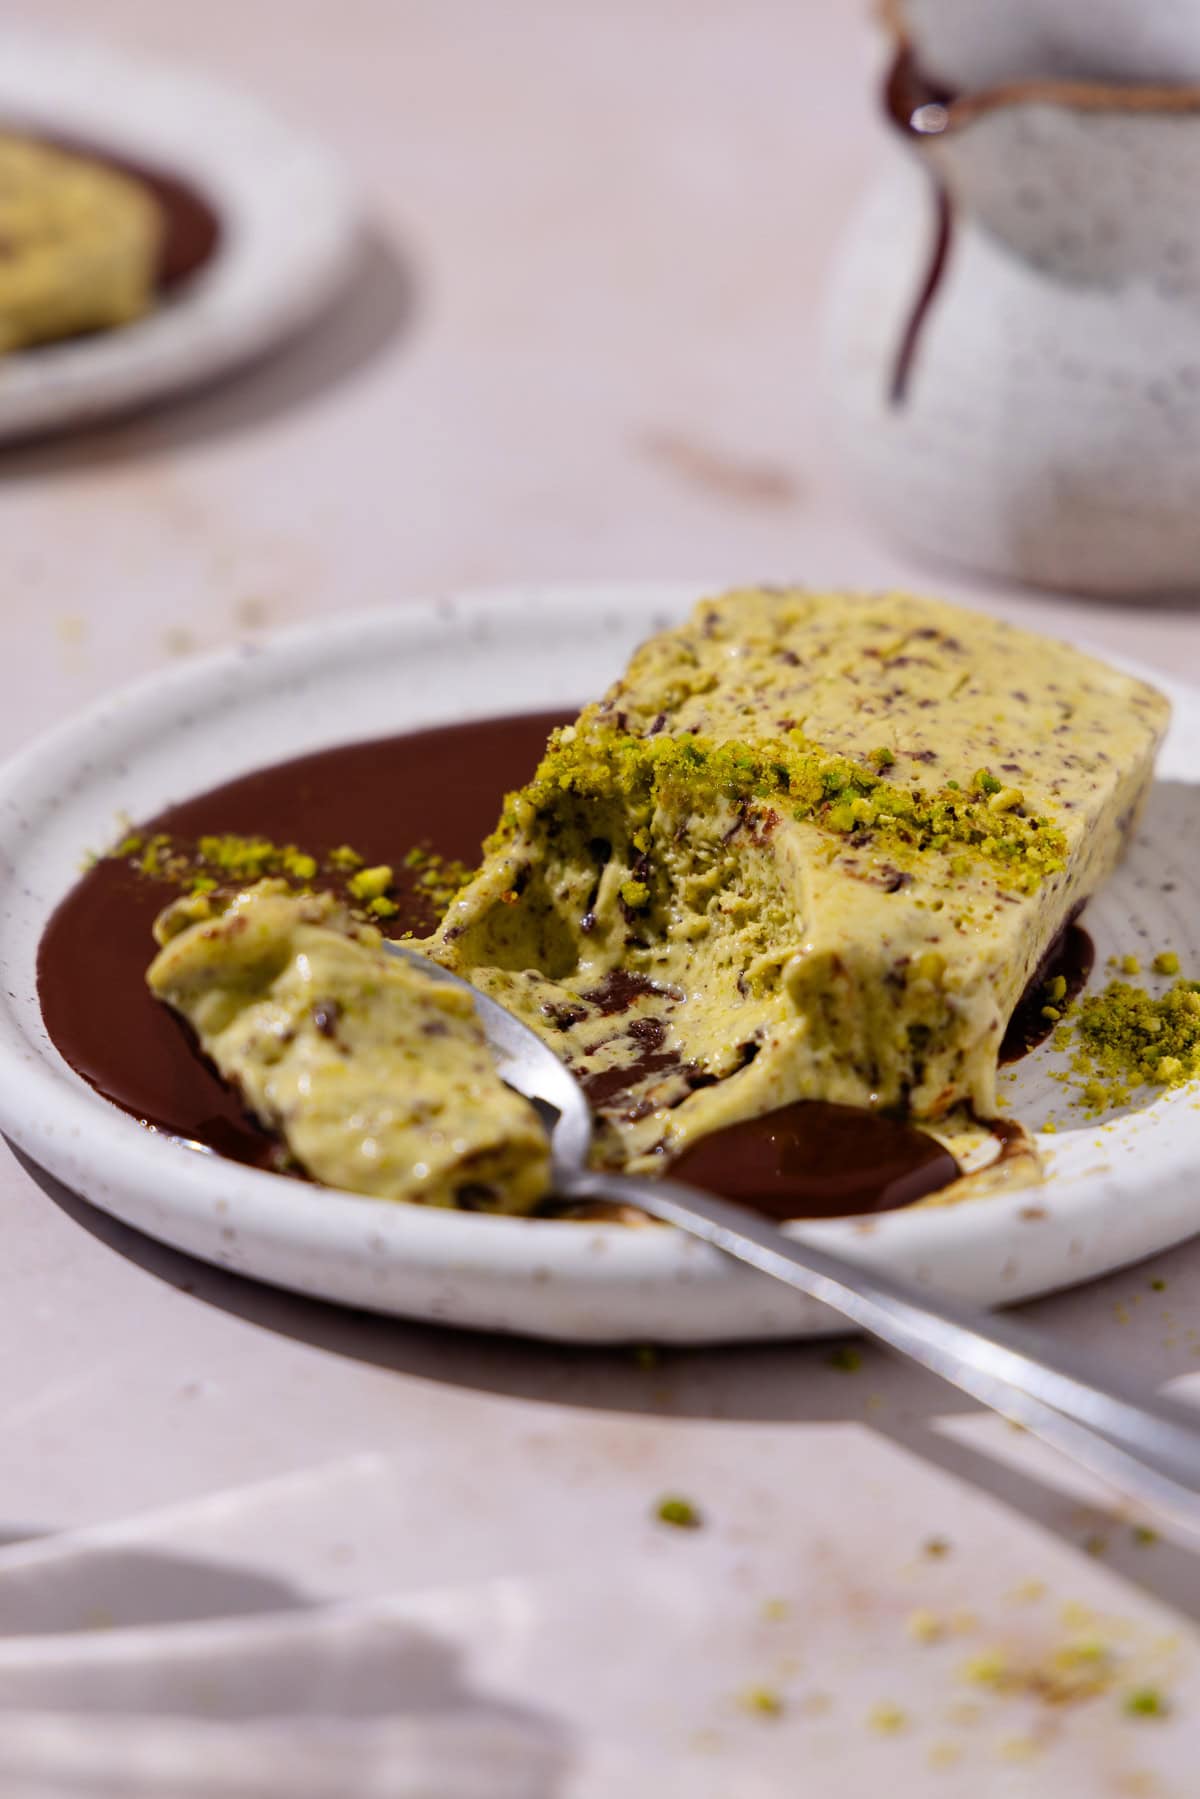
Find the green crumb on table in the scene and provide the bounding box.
[867,1702,909,1734]
[906,1608,944,1645]
[923,1536,952,1559]
[762,1597,790,1622]
[961,1649,1010,1688]
[829,1345,863,1373]
[1124,1686,1169,1719]
[1131,1525,1159,1546]
[740,1686,785,1718]
[1150,1278,1167,1292]
[347,864,393,902]
[1120,954,1141,976]
[1154,951,1182,976]
[655,1495,702,1530]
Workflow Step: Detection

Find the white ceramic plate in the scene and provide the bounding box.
[0,31,358,442]
[1,584,1198,1344]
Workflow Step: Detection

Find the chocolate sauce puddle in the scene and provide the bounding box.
[671,1102,959,1220]
[33,712,1077,1222]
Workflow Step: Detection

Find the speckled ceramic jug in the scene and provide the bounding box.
[823,0,1200,597]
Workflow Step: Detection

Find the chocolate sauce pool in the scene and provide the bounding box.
[32,710,1095,1223]
[672,1103,958,1220]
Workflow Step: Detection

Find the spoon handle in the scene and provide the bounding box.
[568,1168,1200,1537]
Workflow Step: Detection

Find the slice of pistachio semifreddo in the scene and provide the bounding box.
[432,589,1169,1174]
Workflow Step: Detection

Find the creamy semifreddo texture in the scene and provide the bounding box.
[147,589,1169,1209]
[433,589,1169,1172]
[0,133,163,354]
[147,884,550,1210]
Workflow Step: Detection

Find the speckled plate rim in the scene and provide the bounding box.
[0,30,360,442]
[0,581,1197,1345]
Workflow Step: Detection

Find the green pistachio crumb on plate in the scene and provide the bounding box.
[347,863,393,902]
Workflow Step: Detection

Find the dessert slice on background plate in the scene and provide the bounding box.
[0,132,163,353]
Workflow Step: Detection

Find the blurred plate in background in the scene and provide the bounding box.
[0,31,359,442]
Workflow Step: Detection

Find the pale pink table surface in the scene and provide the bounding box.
[3,2,1200,1790]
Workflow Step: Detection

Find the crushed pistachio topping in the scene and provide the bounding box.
[486,716,1068,893]
[1051,977,1200,1112]
[104,829,473,925]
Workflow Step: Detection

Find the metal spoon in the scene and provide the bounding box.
[386,942,1200,1536]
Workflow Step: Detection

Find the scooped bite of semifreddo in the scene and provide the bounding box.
[433,588,1169,1170]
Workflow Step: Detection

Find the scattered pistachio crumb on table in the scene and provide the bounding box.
[828,1345,863,1373]
[740,1685,785,1718]
[998,1735,1040,1763]
[907,1608,945,1645]
[867,1702,909,1734]
[654,1495,702,1529]
[1124,1686,1170,1719]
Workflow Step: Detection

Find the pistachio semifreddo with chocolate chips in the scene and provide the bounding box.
[146,588,1169,1209]
[433,588,1169,1173]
